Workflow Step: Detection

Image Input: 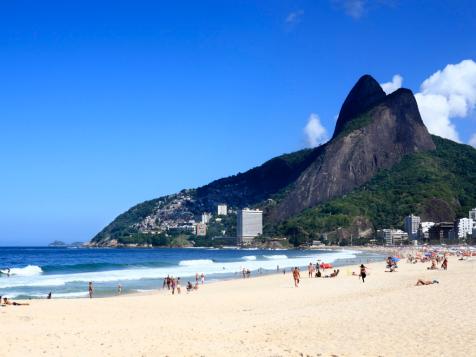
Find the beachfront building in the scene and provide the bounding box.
[469,208,476,223]
[377,229,409,246]
[201,212,212,224]
[237,208,263,245]
[418,221,435,242]
[217,204,228,216]
[195,223,207,236]
[456,218,474,239]
[404,214,420,241]
[428,222,454,243]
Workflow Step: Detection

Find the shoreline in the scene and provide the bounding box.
[4,247,389,301]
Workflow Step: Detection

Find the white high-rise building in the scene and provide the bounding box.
[419,222,435,241]
[377,229,409,246]
[469,208,476,225]
[404,214,421,240]
[457,218,474,239]
[237,208,263,245]
[201,212,211,224]
[217,204,228,216]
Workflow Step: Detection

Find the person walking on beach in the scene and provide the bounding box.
[359,264,367,283]
[292,267,300,287]
[171,277,176,295]
[176,277,181,294]
[88,281,94,298]
[201,273,205,284]
[117,284,122,294]
[441,256,448,270]
[308,263,313,278]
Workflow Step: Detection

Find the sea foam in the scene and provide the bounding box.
[178,259,214,267]
[1,265,43,277]
[0,250,358,290]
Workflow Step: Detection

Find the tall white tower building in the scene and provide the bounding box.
[237,208,263,245]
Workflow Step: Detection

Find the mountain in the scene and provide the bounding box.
[270,79,435,221]
[90,75,476,247]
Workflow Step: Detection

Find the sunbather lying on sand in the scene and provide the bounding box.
[415,279,439,286]
[324,269,340,278]
[2,297,29,306]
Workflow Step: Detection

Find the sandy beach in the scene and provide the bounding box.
[2,255,475,357]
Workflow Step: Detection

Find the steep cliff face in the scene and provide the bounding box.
[270,83,436,221]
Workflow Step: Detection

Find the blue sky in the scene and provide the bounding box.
[1,0,475,245]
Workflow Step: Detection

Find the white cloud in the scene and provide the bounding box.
[285,10,304,24]
[469,133,476,148]
[414,59,476,142]
[334,0,366,19]
[380,74,403,94]
[304,113,328,147]
[414,93,460,141]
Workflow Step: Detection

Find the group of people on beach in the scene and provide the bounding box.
[161,272,205,295]
[162,276,182,294]
[292,262,359,287]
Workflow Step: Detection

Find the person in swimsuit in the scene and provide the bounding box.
[88,281,94,298]
[441,257,448,270]
[359,264,367,283]
[176,277,181,294]
[416,279,439,286]
[292,267,300,287]
[171,277,176,295]
[3,297,29,306]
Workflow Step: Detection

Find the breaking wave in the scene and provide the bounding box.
[1,265,43,277]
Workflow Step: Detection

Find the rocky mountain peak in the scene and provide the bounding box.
[333,74,386,138]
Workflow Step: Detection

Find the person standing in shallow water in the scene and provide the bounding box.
[88,281,94,298]
[359,264,367,283]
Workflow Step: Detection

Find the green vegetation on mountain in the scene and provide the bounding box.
[90,75,476,248]
[91,148,321,245]
[277,136,476,245]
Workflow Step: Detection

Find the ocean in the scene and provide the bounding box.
[0,247,385,299]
